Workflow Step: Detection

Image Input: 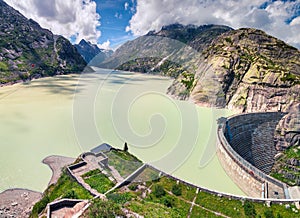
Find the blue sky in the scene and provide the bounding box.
[96,0,137,48]
[4,0,300,49]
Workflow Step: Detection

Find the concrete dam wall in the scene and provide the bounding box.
[225,112,284,174]
[217,112,290,199]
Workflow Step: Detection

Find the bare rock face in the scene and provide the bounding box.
[270,103,300,186]
[275,103,300,151]
[245,86,298,113]
[188,28,300,112]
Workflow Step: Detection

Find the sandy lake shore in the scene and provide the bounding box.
[42,155,76,186]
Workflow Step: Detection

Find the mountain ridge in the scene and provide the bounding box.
[97,24,232,71]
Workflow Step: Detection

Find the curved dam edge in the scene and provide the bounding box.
[216,112,297,200]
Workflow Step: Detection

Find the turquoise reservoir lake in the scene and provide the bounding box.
[0,68,245,196]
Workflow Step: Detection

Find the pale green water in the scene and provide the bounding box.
[0,68,245,196]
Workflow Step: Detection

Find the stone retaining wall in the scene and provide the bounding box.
[217,112,290,199]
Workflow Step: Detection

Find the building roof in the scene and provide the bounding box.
[91,143,112,153]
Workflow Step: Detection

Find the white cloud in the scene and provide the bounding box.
[291,17,300,26]
[125,2,129,10]
[127,0,300,48]
[98,40,111,50]
[5,0,101,44]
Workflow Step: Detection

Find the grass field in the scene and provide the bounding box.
[82,169,115,194]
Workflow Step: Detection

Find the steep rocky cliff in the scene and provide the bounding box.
[182,28,300,112]
[271,103,300,185]
[0,0,86,85]
[275,104,300,151]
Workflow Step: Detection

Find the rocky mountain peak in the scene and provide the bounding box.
[75,39,113,64]
[78,39,90,46]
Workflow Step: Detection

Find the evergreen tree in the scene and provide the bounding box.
[123,142,128,152]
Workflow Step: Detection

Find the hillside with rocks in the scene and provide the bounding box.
[185,28,300,112]
[0,0,86,85]
[75,39,113,64]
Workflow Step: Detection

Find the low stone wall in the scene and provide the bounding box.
[217,112,290,199]
[48,199,83,212]
[147,164,299,205]
[106,164,148,194]
[68,161,87,171]
[82,151,109,167]
[66,162,98,197]
[47,199,87,218]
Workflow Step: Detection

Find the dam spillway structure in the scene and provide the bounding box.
[216,112,293,199]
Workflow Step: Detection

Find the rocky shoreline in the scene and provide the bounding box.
[0,189,42,218]
[0,155,75,218]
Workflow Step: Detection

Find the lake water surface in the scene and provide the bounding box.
[0,68,245,196]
